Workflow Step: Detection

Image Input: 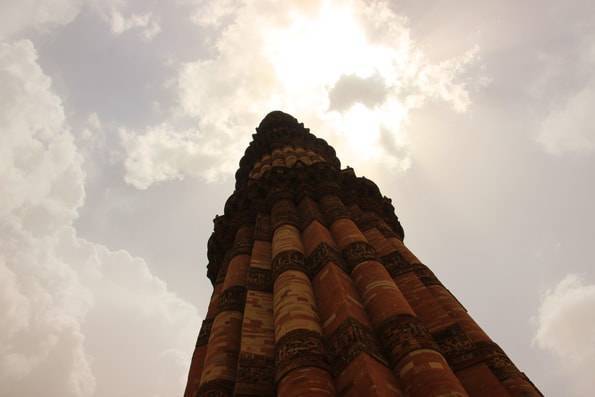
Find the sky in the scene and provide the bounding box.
[1,0,594,396]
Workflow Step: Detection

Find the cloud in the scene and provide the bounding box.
[122,0,481,188]
[537,82,595,155]
[110,10,161,40]
[120,122,245,188]
[533,274,595,397]
[328,73,388,111]
[0,0,82,40]
[0,1,164,42]
[0,39,199,396]
[189,0,239,27]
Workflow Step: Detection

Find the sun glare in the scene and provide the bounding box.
[258,0,419,168]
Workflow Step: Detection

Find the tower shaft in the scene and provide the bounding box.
[184,112,542,397]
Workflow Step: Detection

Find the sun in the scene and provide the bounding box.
[258,0,413,165]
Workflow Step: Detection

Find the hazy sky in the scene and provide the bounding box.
[1,1,594,396]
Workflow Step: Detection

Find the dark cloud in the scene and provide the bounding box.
[328,73,388,111]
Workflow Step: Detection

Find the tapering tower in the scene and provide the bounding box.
[184,111,542,397]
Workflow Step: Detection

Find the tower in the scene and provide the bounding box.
[184,111,542,397]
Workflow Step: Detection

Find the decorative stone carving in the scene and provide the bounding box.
[486,348,519,381]
[455,342,521,382]
[305,242,346,278]
[326,317,388,375]
[217,286,247,314]
[271,250,306,281]
[433,327,521,382]
[380,251,415,278]
[235,352,275,397]
[414,264,442,287]
[229,232,254,258]
[433,324,475,363]
[275,329,329,382]
[380,253,442,288]
[245,267,273,292]
[377,314,438,367]
[342,241,377,273]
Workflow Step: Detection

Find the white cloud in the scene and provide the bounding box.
[0,0,82,40]
[122,0,480,188]
[120,122,245,189]
[537,82,595,155]
[0,40,199,396]
[534,274,595,397]
[110,10,161,40]
[189,0,239,27]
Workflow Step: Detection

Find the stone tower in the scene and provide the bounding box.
[184,111,542,397]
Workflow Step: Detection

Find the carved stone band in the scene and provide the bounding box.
[432,323,474,364]
[414,265,441,287]
[228,241,253,260]
[235,352,275,397]
[341,241,377,273]
[275,329,329,382]
[217,286,247,314]
[305,242,347,278]
[326,317,388,376]
[271,250,306,281]
[245,267,273,293]
[381,251,415,278]
[435,326,516,381]
[437,337,521,382]
[381,252,442,287]
[377,314,438,367]
[485,346,520,381]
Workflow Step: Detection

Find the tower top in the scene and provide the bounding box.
[257,110,299,132]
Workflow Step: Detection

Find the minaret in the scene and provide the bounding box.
[184,111,542,397]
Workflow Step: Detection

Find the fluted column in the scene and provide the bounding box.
[354,206,541,397]
[234,215,275,396]
[270,197,335,397]
[319,194,468,397]
[298,196,402,396]
[393,239,540,397]
[184,280,222,397]
[197,227,252,396]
